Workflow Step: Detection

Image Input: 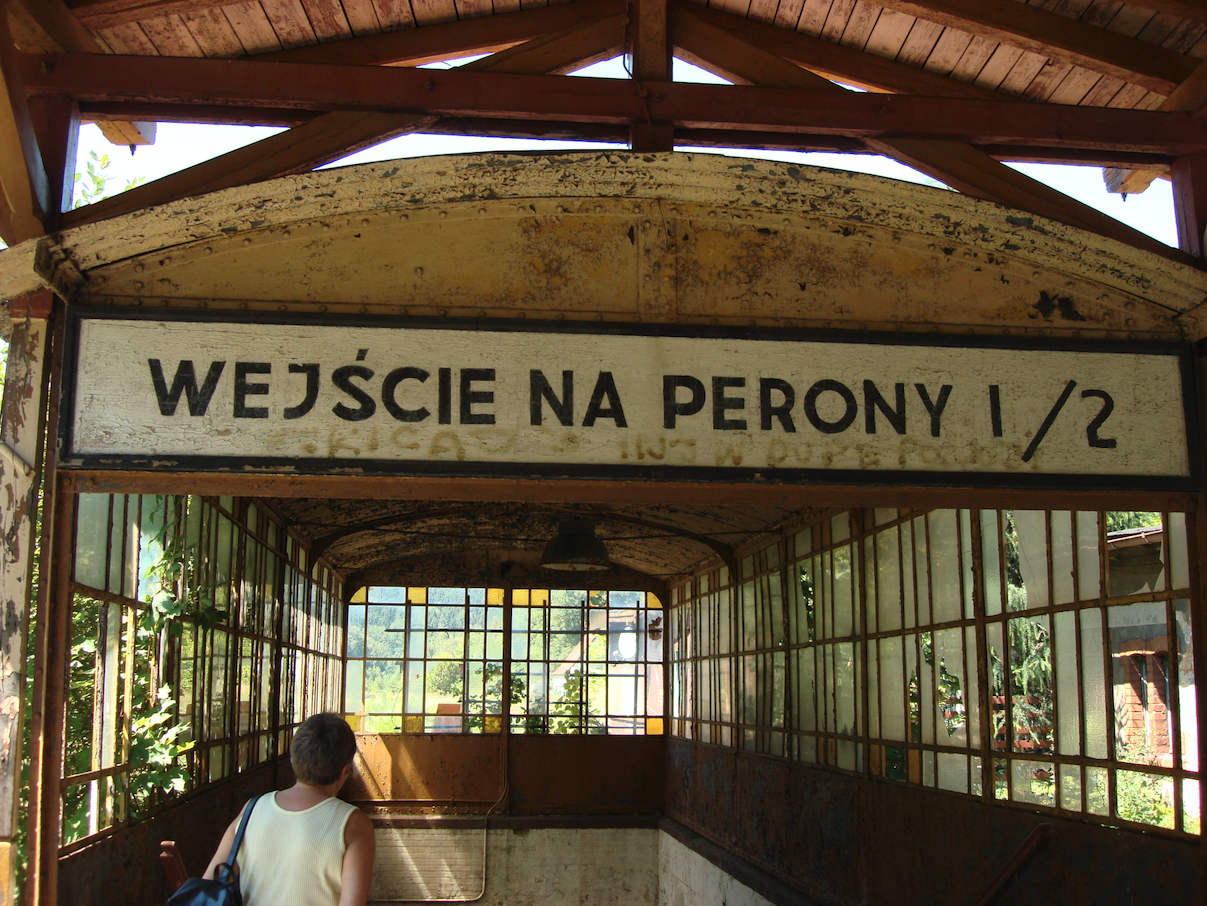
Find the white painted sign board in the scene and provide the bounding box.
[63,315,1196,487]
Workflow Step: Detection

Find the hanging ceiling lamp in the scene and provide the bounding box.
[540,518,610,571]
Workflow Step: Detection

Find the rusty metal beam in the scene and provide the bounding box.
[56,471,1194,524]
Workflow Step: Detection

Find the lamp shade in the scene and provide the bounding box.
[540,518,610,571]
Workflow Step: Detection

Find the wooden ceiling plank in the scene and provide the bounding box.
[298,0,352,42]
[97,21,158,53]
[863,6,916,58]
[260,0,622,66]
[1045,65,1106,105]
[745,0,779,24]
[69,0,259,31]
[367,0,415,31]
[341,0,383,35]
[139,12,206,54]
[1132,0,1207,21]
[1079,71,1129,104]
[1083,0,1128,30]
[772,0,806,30]
[1022,58,1076,101]
[262,0,319,49]
[409,0,457,27]
[62,12,626,226]
[921,23,973,76]
[819,0,855,42]
[875,0,1199,94]
[795,0,834,34]
[222,0,285,54]
[838,0,880,49]
[973,43,1026,91]
[454,0,494,20]
[895,16,942,65]
[179,5,247,56]
[9,0,103,52]
[947,33,998,83]
[673,3,1004,99]
[994,47,1052,96]
[0,0,48,243]
[673,7,1195,263]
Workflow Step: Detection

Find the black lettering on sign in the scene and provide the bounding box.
[1081,389,1117,449]
[331,364,376,422]
[234,362,271,419]
[712,377,746,430]
[915,383,953,437]
[148,359,225,416]
[664,375,706,429]
[759,378,796,432]
[285,364,319,420]
[438,368,453,425]
[804,380,857,434]
[988,385,1003,438]
[583,372,627,427]
[531,370,573,426]
[460,368,495,425]
[863,381,906,435]
[382,367,430,423]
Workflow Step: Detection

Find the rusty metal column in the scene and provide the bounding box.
[0,290,52,906]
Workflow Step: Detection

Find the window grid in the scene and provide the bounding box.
[670,508,1201,836]
[64,494,344,849]
[346,586,664,735]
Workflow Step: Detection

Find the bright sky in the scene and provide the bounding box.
[71,56,1179,247]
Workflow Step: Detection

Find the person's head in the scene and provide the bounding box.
[291,713,357,786]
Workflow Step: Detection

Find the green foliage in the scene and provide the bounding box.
[549,667,604,735]
[143,518,225,635]
[909,632,965,742]
[72,150,148,209]
[1105,512,1161,533]
[72,151,112,209]
[127,686,193,814]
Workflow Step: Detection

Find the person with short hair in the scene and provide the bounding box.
[204,713,376,906]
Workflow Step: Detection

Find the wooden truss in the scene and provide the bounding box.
[3,0,1207,263]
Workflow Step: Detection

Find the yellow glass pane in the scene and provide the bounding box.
[531,589,549,607]
[647,593,662,608]
[511,589,530,607]
[409,587,427,604]
[344,713,363,732]
[403,715,424,733]
[487,588,505,606]
[350,587,368,603]
[484,716,504,734]
[645,717,665,735]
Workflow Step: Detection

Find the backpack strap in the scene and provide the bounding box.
[214,794,262,886]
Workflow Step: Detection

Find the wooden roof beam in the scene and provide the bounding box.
[260,0,624,68]
[874,0,1200,95]
[60,12,626,228]
[28,53,1207,155]
[1106,56,1207,195]
[671,7,1196,266]
[630,0,673,151]
[0,0,49,244]
[672,1,1003,101]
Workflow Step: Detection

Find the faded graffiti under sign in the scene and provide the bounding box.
[61,313,1196,486]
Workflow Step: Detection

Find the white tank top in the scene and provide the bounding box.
[238,792,359,906]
